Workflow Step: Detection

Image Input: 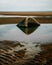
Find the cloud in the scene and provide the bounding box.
[0,0,52,11]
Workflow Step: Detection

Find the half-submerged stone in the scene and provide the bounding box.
[17,17,40,34]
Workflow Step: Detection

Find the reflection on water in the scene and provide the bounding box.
[0,24,52,43]
[19,27,39,34]
[17,17,40,34]
[17,24,39,35]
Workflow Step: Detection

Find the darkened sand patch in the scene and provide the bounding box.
[0,41,52,65]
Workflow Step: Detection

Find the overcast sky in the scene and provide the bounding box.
[0,0,52,11]
[0,24,52,44]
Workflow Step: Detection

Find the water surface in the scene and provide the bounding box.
[0,24,52,43]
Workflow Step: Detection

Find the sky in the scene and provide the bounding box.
[0,0,52,11]
[0,24,52,44]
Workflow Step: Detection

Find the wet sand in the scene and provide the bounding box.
[0,17,52,24]
[0,40,52,65]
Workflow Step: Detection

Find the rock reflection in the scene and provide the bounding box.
[17,17,40,34]
[17,26,39,35]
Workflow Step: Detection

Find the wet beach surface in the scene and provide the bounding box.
[0,40,52,65]
[0,24,52,43]
[0,24,52,65]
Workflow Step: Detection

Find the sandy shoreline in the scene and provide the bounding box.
[0,40,52,65]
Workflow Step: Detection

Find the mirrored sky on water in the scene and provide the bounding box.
[0,0,52,11]
[0,24,52,43]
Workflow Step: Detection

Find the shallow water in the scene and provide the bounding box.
[0,23,52,65]
[0,24,52,43]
